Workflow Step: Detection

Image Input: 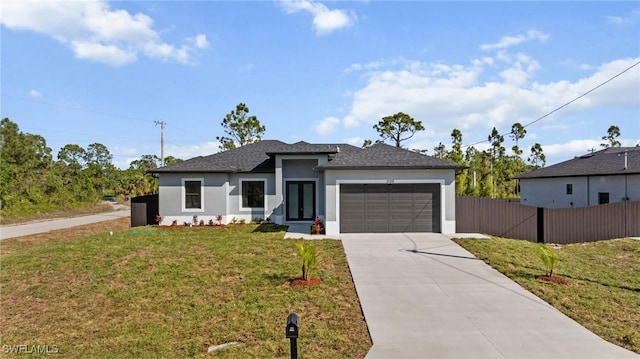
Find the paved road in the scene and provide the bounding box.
[0,208,130,240]
[341,233,639,359]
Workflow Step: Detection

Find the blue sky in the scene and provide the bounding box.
[1,1,639,169]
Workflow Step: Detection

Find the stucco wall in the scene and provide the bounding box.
[520,174,640,208]
[158,172,229,224]
[228,173,277,222]
[323,169,457,234]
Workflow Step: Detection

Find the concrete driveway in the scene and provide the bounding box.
[341,233,639,359]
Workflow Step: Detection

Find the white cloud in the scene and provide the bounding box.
[114,146,138,156]
[343,136,364,147]
[342,58,400,76]
[538,138,640,164]
[191,34,210,49]
[606,16,625,25]
[340,55,640,160]
[72,40,137,65]
[543,139,602,160]
[29,89,42,98]
[279,0,355,35]
[239,63,254,73]
[314,116,341,135]
[165,141,220,160]
[0,0,209,66]
[606,9,640,25]
[480,29,549,51]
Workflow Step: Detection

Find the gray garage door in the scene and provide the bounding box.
[340,183,441,233]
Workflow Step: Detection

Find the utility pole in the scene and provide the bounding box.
[154,120,166,167]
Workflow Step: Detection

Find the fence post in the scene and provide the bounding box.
[537,207,544,243]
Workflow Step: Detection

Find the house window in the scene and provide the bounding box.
[566,184,572,195]
[184,180,202,209]
[241,180,265,208]
[598,192,609,205]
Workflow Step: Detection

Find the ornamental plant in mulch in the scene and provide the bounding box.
[309,216,325,235]
[536,244,568,284]
[291,241,321,286]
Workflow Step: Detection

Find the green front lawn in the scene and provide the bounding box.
[0,224,371,358]
[454,236,640,354]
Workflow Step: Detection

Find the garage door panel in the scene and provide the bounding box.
[365,184,389,192]
[340,183,441,233]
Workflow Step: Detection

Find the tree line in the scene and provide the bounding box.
[362,113,624,198]
[0,118,181,217]
[0,102,626,217]
[0,102,261,218]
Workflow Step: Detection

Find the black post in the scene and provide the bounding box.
[286,313,299,359]
[289,337,297,359]
[537,207,544,243]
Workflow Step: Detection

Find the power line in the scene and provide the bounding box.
[1,93,152,124]
[463,59,640,149]
[1,93,212,143]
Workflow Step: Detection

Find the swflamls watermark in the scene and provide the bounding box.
[2,344,59,354]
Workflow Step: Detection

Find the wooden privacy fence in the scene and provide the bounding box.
[131,194,159,227]
[456,196,640,244]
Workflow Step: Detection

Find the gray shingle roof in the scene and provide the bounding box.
[316,143,466,170]
[516,147,640,179]
[151,140,286,173]
[265,141,345,154]
[150,140,464,173]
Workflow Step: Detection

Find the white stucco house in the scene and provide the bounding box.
[516,147,640,208]
[150,140,465,235]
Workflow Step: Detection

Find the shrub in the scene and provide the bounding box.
[310,216,325,234]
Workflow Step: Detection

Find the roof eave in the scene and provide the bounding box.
[517,170,640,179]
[315,165,465,171]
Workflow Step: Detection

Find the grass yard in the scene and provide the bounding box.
[453,236,640,354]
[0,221,371,358]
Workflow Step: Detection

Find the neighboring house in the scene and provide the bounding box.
[516,147,640,208]
[150,140,465,235]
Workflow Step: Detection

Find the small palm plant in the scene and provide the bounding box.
[295,242,318,281]
[537,244,558,277]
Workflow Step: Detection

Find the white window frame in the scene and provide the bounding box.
[182,178,204,212]
[239,178,267,211]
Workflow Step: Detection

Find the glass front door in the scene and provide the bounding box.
[286,181,316,221]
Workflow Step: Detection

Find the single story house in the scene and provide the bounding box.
[150,140,465,235]
[516,147,640,208]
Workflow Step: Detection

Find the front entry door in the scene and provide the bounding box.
[286,181,316,221]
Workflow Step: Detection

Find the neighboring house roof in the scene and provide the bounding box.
[150,140,464,173]
[516,147,640,179]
